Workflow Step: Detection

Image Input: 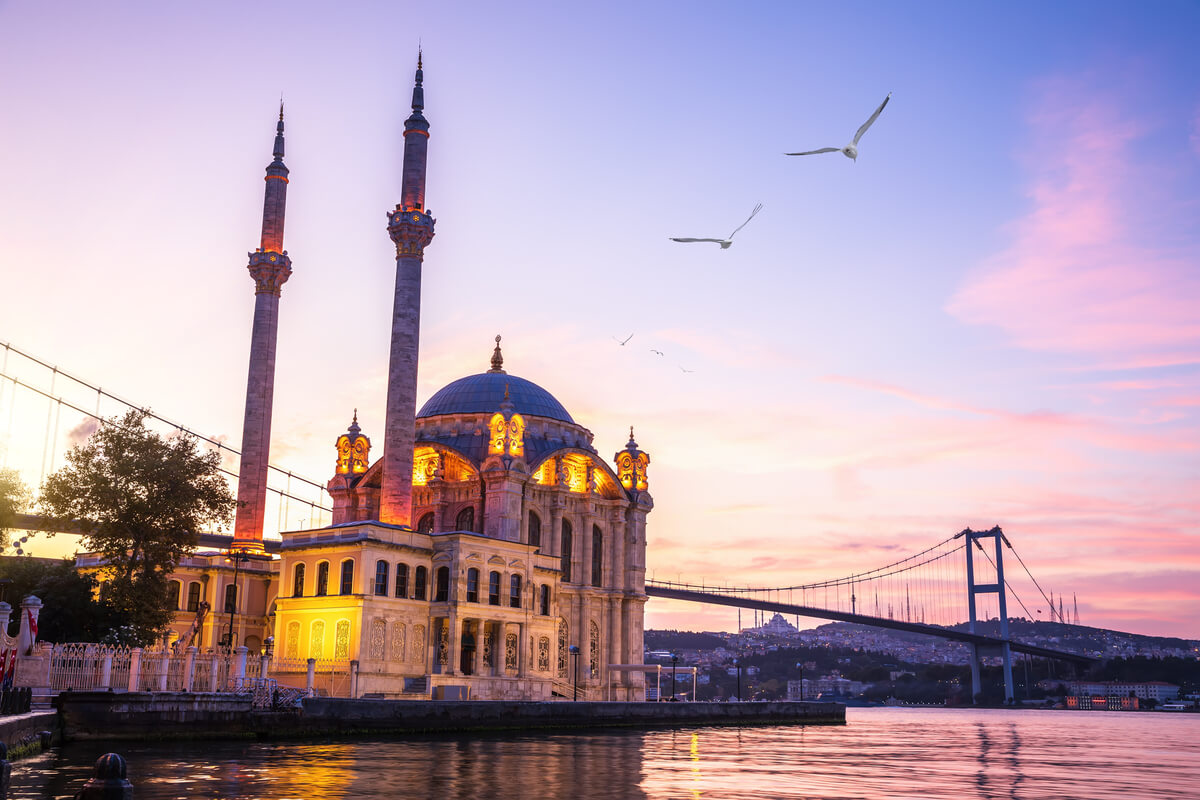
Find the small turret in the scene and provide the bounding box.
[615,427,650,492]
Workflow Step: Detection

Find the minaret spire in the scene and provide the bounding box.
[381,51,437,527]
[232,107,294,552]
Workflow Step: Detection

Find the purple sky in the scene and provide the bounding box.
[1,1,1199,637]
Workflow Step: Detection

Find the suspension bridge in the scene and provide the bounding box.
[2,340,1096,702]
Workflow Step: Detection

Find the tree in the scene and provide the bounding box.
[40,409,236,645]
[0,468,31,551]
[0,556,118,642]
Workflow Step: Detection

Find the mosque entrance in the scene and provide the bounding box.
[460,629,476,675]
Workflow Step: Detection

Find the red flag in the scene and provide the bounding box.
[27,609,37,639]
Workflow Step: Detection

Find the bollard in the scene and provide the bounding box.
[74,753,133,800]
[1,742,11,800]
[39,731,52,750]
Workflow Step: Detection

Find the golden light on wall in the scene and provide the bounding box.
[488,411,526,458]
[412,446,442,486]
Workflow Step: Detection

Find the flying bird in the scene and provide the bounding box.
[670,203,764,249]
[650,349,664,356]
[786,93,892,162]
[679,366,695,374]
[612,333,634,346]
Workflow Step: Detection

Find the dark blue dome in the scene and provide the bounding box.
[417,372,574,423]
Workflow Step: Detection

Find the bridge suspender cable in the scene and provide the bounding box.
[0,341,329,495]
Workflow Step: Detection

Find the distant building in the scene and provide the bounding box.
[1066,681,1180,702]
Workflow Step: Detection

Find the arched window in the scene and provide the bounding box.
[488,571,501,605]
[435,566,450,602]
[540,584,550,616]
[561,520,573,582]
[315,562,329,596]
[466,568,480,603]
[186,582,201,612]
[340,559,355,595]
[167,580,181,610]
[224,583,237,614]
[417,512,435,534]
[285,621,300,659]
[310,620,325,659]
[395,563,409,598]
[414,566,428,600]
[374,560,389,596]
[592,525,604,587]
[292,563,306,597]
[455,506,475,532]
[509,574,522,609]
[528,512,542,548]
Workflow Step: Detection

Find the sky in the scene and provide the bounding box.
[1,0,1199,638]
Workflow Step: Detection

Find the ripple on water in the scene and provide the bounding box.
[6,708,1200,799]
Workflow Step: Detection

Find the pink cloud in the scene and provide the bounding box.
[947,77,1200,359]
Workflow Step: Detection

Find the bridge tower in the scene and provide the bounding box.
[232,104,293,552]
[963,526,1015,703]
[380,50,436,526]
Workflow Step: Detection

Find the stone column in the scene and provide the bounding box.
[208,653,220,691]
[547,495,563,558]
[445,614,460,676]
[472,620,486,677]
[16,595,41,655]
[100,651,113,689]
[128,649,142,692]
[306,658,316,692]
[234,646,249,686]
[184,647,197,692]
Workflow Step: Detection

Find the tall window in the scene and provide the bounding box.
[293,563,305,597]
[509,574,522,609]
[488,571,501,605]
[340,560,354,595]
[529,512,541,548]
[167,580,181,610]
[456,506,475,532]
[224,583,237,614]
[374,560,389,596]
[186,582,201,612]
[395,563,409,598]
[414,566,428,600]
[540,584,550,616]
[417,512,435,534]
[466,568,480,603]
[561,520,573,582]
[435,566,450,602]
[592,525,604,587]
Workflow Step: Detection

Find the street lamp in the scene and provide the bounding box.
[734,657,742,703]
[569,645,580,701]
[671,652,679,701]
[796,662,804,701]
[223,550,250,650]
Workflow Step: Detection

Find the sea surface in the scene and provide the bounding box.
[8,707,1200,799]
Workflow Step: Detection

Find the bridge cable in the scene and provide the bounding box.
[0,342,329,494]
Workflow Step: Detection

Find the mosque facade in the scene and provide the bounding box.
[141,55,653,701]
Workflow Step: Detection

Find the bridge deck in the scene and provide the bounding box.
[646,584,1096,666]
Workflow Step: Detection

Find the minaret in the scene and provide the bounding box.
[232,104,293,552]
[380,51,436,526]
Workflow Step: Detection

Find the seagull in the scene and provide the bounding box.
[670,203,764,249]
[679,366,695,374]
[786,93,892,162]
[612,333,634,346]
[650,349,664,356]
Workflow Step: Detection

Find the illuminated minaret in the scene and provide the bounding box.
[232,104,293,552]
[380,52,436,527]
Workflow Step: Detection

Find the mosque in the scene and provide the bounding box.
[140,55,653,700]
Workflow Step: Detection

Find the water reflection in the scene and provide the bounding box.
[8,709,1200,799]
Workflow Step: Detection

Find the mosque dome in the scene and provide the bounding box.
[417,372,574,423]
[416,336,574,423]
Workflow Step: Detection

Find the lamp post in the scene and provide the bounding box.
[671,652,679,701]
[796,662,804,701]
[734,658,741,703]
[569,645,580,701]
[223,550,250,650]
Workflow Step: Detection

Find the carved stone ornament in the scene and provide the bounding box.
[387,209,436,260]
[335,413,370,475]
[505,632,518,670]
[247,249,292,295]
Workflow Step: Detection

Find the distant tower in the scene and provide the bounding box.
[232,105,292,552]
[380,51,436,526]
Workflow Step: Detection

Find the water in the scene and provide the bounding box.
[9,708,1200,799]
